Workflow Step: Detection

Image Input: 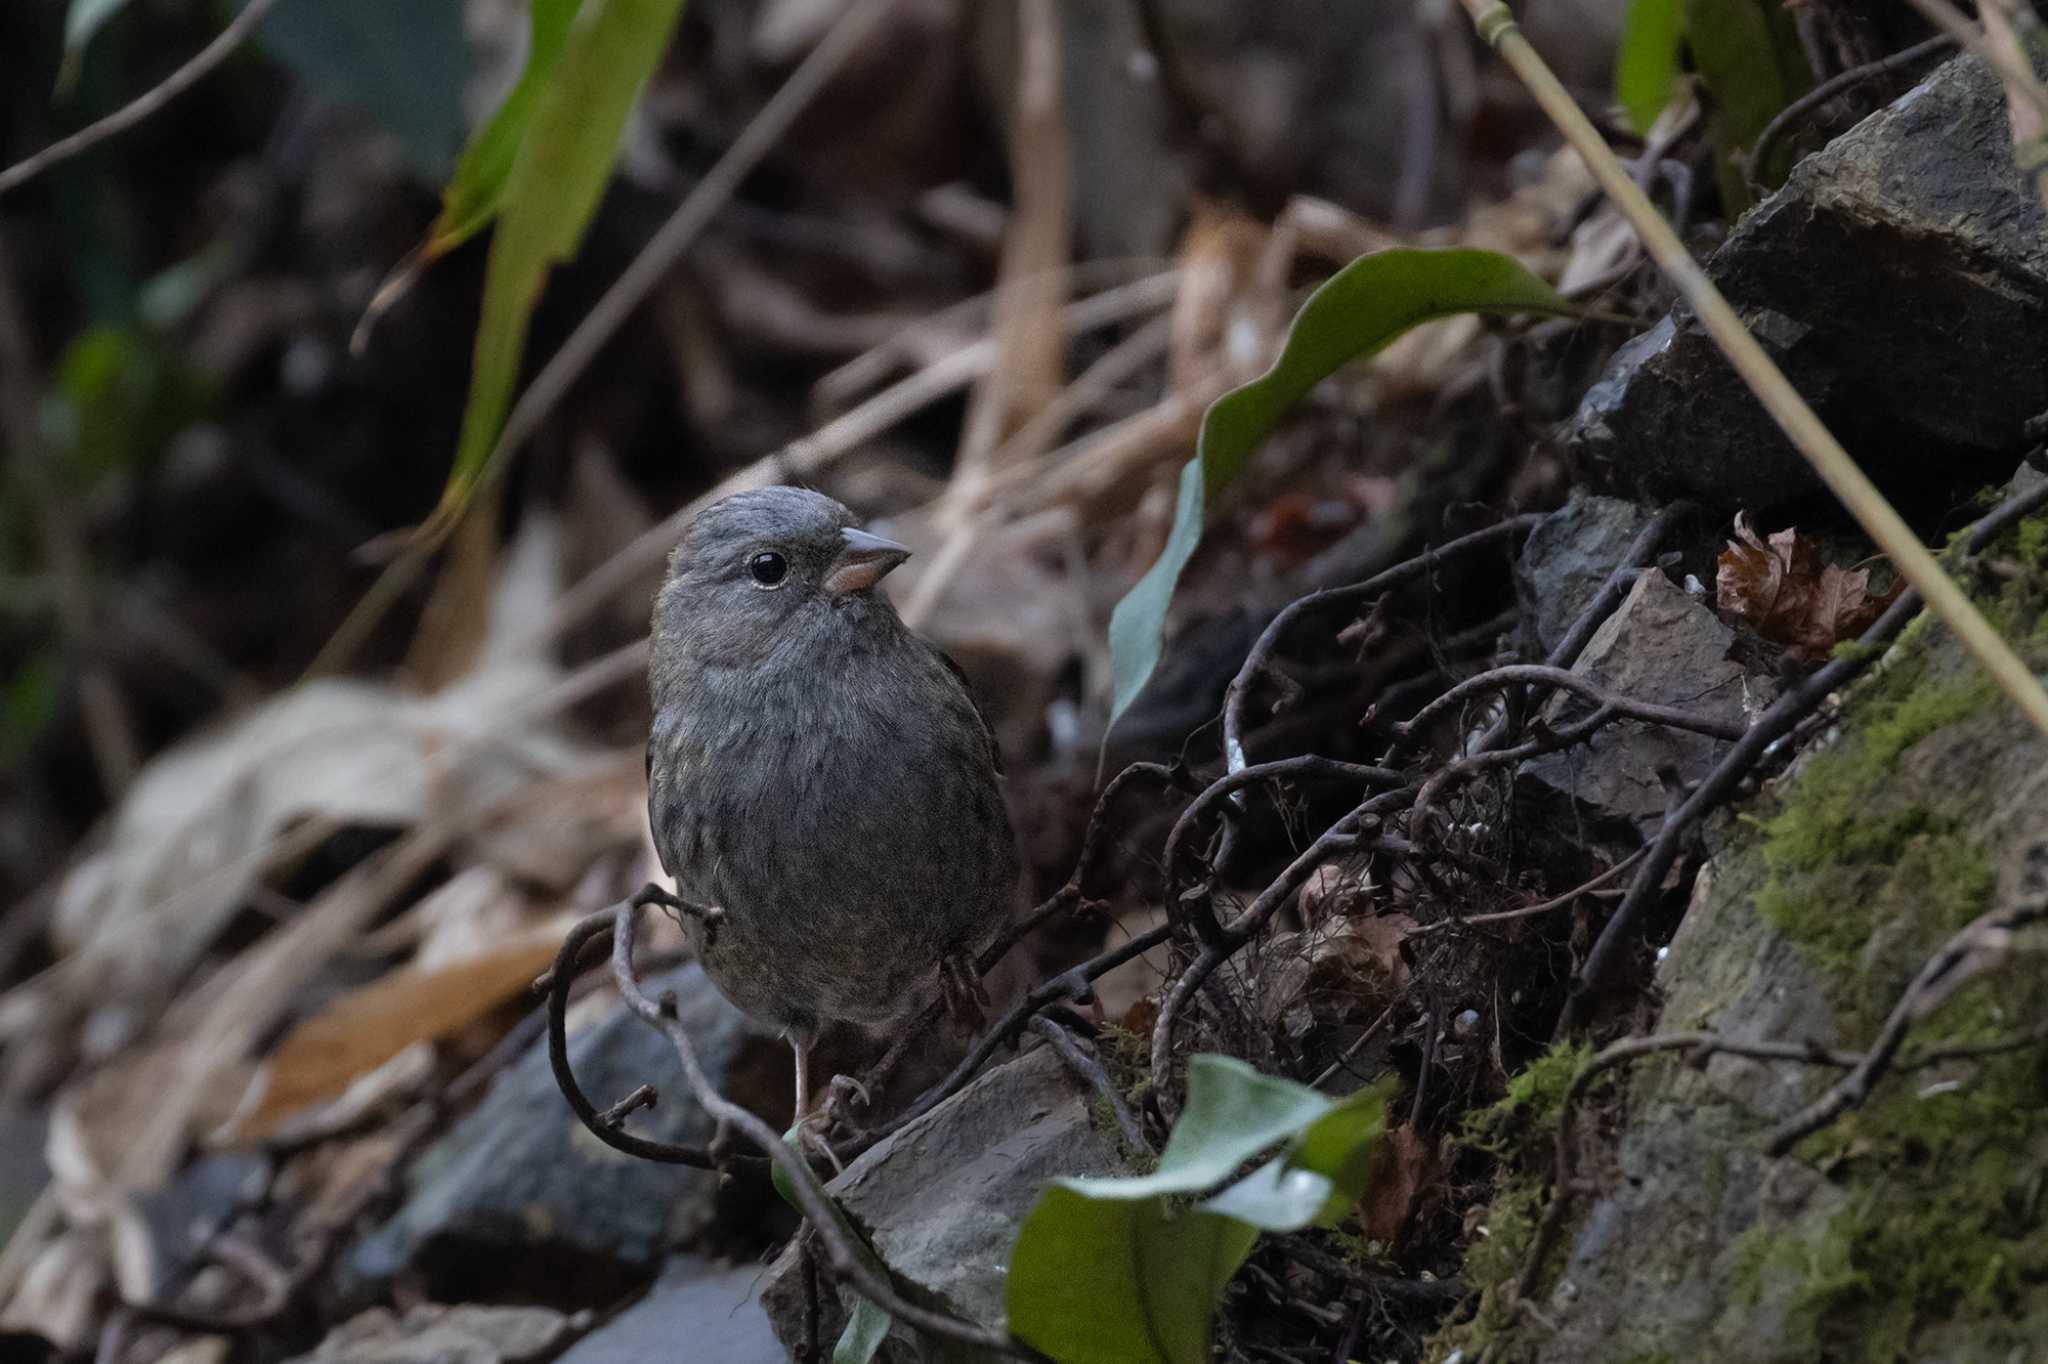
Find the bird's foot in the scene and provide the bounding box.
[827,1072,871,1114]
[938,954,992,1029]
[795,1108,845,1175]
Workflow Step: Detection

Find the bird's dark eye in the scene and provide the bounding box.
[748,551,788,587]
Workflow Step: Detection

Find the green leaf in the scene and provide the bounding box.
[1008,1187,1257,1364]
[1614,0,1685,135]
[831,1299,891,1364]
[1195,1156,1333,1231]
[247,0,471,179]
[1289,1082,1393,1224]
[1104,249,1573,739]
[774,1125,893,1364]
[1685,0,1810,208]
[426,0,582,259]
[1068,1054,1334,1200]
[1197,1079,1392,1230]
[1006,1058,1394,1364]
[42,325,211,488]
[438,0,689,523]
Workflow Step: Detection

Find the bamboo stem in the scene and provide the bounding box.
[1461,0,2048,738]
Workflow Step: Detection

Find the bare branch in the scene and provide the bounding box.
[0,0,287,199]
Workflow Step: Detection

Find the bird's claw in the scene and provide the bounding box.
[938,954,992,1028]
[827,1072,871,1113]
[795,1109,845,1175]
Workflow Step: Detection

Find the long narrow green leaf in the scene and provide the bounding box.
[1104,249,1574,739]
[427,0,581,258]
[1615,0,1685,135]
[439,0,688,518]
[1685,0,1810,207]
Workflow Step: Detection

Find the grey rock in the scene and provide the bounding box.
[0,1104,48,1252]
[760,1043,1127,1363]
[344,965,780,1302]
[121,1152,270,1300]
[555,1256,783,1364]
[1515,490,1654,658]
[1464,489,2048,1360]
[1566,55,2048,511]
[1521,570,1771,831]
[288,1305,572,1364]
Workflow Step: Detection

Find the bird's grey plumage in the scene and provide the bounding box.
[645,486,1017,1034]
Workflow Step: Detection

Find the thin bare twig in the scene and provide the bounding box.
[1394,664,1748,750]
[878,922,1175,1140]
[1221,515,1545,785]
[541,899,730,1171]
[1411,849,1645,934]
[845,759,1187,1115]
[0,0,286,198]
[1747,34,1958,198]
[1517,990,2048,1302]
[605,901,1042,1359]
[1767,887,2048,1153]
[1149,784,1418,1106]
[1029,1015,1152,1156]
[1161,756,1407,942]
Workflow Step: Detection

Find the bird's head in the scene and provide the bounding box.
[653,486,912,668]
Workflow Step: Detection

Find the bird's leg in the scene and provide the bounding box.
[788,1031,844,1175]
[791,1032,811,1119]
[937,952,992,1029]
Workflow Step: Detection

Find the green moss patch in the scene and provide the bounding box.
[1728,504,2048,1360]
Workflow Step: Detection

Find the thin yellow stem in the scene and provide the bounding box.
[1899,0,2048,124]
[1461,0,2048,739]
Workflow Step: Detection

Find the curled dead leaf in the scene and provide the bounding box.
[1716,513,1902,665]
[1360,1121,1443,1249]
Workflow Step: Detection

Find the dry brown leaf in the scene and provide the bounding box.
[0,1230,108,1350]
[1360,1121,1442,1249]
[1305,912,1415,995]
[1168,205,1276,391]
[225,928,565,1141]
[47,1043,251,1214]
[1716,514,1902,665]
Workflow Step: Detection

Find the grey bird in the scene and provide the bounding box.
[644,486,1018,1128]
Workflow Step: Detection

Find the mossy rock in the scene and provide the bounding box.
[1432,489,2048,1363]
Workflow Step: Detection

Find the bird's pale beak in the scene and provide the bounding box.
[823,526,912,596]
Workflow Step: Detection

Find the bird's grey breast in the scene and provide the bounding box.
[646,622,1014,1027]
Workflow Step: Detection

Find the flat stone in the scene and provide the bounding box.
[554,1256,782,1364]
[1566,55,2048,513]
[1515,491,1654,658]
[759,1043,1127,1362]
[1521,570,1771,832]
[343,966,780,1305]
[287,1305,572,1364]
